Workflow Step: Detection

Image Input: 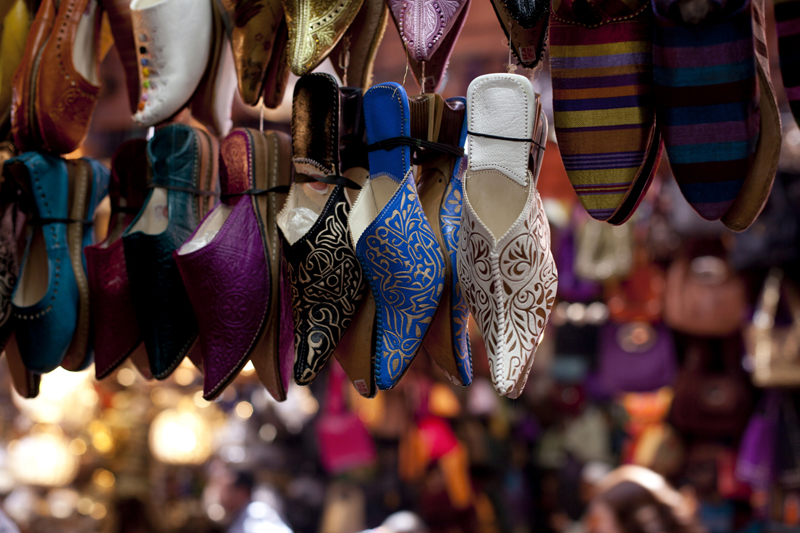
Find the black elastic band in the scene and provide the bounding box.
[111,206,141,215]
[34,217,93,226]
[367,136,465,158]
[296,173,362,191]
[467,131,546,151]
[149,184,219,197]
[220,186,292,200]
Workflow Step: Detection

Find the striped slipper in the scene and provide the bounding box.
[776,0,800,126]
[652,0,760,221]
[550,0,663,224]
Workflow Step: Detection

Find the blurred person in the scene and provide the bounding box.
[221,471,292,533]
[587,466,703,533]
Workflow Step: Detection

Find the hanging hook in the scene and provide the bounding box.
[338,36,351,86]
[259,96,265,134]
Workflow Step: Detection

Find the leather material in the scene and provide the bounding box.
[10,0,54,152]
[282,0,365,76]
[190,0,237,136]
[99,0,141,113]
[387,0,468,62]
[249,129,294,402]
[8,152,109,374]
[403,0,470,93]
[0,0,31,128]
[331,0,388,91]
[123,124,218,379]
[261,18,291,109]
[131,0,213,126]
[350,82,445,390]
[281,73,365,386]
[34,0,102,154]
[216,0,285,106]
[458,74,557,398]
[175,128,271,400]
[490,0,548,68]
[417,96,472,386]
[85,139,148,379]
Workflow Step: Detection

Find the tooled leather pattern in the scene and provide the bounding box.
[0,205,24,350]
[388,0,465,61]
[282,0,364,75]
[284,188,365,385]
[178,199,270,396]
[219,130,252,198]
[357,173,444,390]
[458,191,557,396]
[440,171,472,385]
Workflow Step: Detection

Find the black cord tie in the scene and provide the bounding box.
[148,184,219,197]
[367,136,465,158]
[467,131,546,151]
[33,217,94,226]
[295,172,362,191]
[220,186,292,201]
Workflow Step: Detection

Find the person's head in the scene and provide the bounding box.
[587,466,701,533]
[220,471,255,516]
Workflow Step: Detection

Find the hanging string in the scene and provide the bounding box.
[505,37,517,74]
[339,36,351,87]
[421,61,426,94]
[146,126,155,140]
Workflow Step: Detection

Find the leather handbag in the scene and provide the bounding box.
[670,338,753,437]
[599,322,677,393]
[736,390,780,488]
[574,220,633,281]
[316,364,377,474]
[664,250,746,337]
[606,249,666,323]
[745,269,800,387]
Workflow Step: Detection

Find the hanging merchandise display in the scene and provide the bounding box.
[84,139,148,380]
[330,0,388,91]
[549,0,662,225]
[279,72,365,387]
[490,0,549,69]
[99,0,140,114]
[746,269,800,388]
[0,0,30,129]
[122,124,218,379]
[458,73,557,398]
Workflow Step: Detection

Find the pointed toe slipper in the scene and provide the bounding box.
[458,74,557,398]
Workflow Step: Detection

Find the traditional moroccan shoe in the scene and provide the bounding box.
[402,0,471,94]
[278,73,365,387]
[131,0,213,127]
[331,86,377,397]
[7,152,109,374]
[387,0,467,62]
[490,0,549,68]
[100,0,141,113]
[217,0,285,106]
[176,128,286,400]
[249,129,294,402]
[414,95,472,386]
[12,0,104,154]
[720,0,781,231]
[190,0,236,136]
[85,139,148,380]
[123,124,218,379]
[261,18,291,109]
[550,0,663,223]
[331,0,388,91]
[0,0,31,127]
[282,0,364,76]
[349,82,445,391]
[0,147,24,353]
[652,0,760,220]
[458,74,557,398]
[777,0,800,126]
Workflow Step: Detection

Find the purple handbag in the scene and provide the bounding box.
[736,390,780,488]
[556,228,602,303]
[599,322,677,393]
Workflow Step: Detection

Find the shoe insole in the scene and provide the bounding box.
[349,175,398,245]
[176,204,233,255]
[466,171,529,240]
[13,226,48,307]
[131,0,168,9]
[73,0,99,86]
[128,188,169,235]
